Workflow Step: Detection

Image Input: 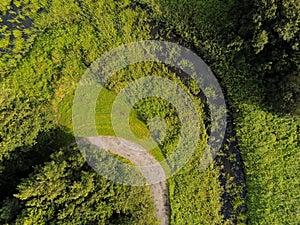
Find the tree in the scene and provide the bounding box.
[4,145,159,225]
[0,88,54,162]
[238,0,300,114]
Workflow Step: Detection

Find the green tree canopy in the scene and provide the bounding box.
[239,0,300,114]
[1,145,158,225]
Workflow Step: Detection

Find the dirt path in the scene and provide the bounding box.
[81,136,169,225]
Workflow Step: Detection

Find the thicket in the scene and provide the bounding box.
[145,0,299,224]
[237,0,300,114]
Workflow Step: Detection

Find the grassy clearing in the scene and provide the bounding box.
[57,86,166,162]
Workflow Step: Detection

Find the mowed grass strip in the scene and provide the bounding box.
[58,87,165,162]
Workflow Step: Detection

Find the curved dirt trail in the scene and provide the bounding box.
[81,136,169,225]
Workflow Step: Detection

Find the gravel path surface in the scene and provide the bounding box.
[82,136,169,225]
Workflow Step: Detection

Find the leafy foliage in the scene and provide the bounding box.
[236,105,300,224]
[0,87,54,161]
[238,0,300,114]
[148,0,299,224]
[2,145,158,224]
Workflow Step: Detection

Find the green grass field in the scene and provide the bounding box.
[57,86,166,162]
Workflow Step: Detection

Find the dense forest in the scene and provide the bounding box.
[0,0,299,224]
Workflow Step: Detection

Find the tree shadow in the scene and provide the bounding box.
[0,125,75,203]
